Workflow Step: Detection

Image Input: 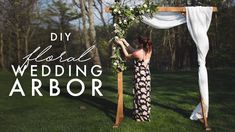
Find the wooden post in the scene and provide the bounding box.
[113,71,124,128]
[200,99,211,131]
[112,0,124,128]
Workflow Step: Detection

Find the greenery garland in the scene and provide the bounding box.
[110,0,157,73]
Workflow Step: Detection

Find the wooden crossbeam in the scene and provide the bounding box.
[105,6,218,13]
[158,6,218,12]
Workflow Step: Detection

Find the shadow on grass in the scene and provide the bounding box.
[41,77,191,122]
[152,101,191,119]
[42,85,133,123]
[102,85,191,119]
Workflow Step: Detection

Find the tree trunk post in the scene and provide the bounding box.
[200,98,211,131]
[113,71,124,128]
[16,26,21,64]
[0,33,4,69]
[79,0,92,58]
[88,0,101,66]
[112,0,124,128]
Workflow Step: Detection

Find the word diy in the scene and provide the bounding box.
[51,32,71,41]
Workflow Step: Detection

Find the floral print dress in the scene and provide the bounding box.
[133,59,151,121]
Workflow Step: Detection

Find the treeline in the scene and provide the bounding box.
[122,0,235,71]
[0,0,103,70]
[0,0,234,72]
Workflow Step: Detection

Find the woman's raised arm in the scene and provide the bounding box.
[115,40,133,59]
[121,39,135,53]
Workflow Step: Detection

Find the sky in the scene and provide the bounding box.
[39,0,114,26]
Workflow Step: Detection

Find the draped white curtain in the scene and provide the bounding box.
[186,7,212,120]
[141,6,213,120]
[142,12,186,29]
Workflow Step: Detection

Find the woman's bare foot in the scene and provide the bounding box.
[205,127,212,131]
[199,118,204,124]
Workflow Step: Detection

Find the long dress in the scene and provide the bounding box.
[133,59,151,121]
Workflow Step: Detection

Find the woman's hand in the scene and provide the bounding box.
[115,39,132,59]
[120,38,126,42]
[115,39,124,46]
[120,38,127,44]
[120,38,130,47]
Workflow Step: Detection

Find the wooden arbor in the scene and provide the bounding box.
[106,5,218,130]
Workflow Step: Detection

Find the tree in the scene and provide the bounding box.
[0,0,37,66]
[0,33,4,69]
[93,0,108,28]
[0,0,5,69]
[88,0,101,66]
[74,0,102,66]
[44,0,79,60]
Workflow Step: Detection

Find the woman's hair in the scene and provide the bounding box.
[138,36,152,53]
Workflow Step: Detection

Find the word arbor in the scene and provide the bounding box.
[9,78,103,97]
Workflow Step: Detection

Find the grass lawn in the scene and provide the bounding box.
[0,69,234,132]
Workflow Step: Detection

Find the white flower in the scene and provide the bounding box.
[113,46,116,50]
[130,7,133,11]
[114,29,119,33]
[147,9,150,13]
[113,62,117,66]
[140,10,144,14]
[118,11,121,14]
[113,23,117,27]
[114,36,119,40]
[123,19,127,24]
[143,4,147,8]
[113,9,118,13]
[131,17,135,20]
[119,21,122,24]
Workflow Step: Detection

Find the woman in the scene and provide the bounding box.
[115,36,152,121]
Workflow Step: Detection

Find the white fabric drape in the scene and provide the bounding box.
[142,12,186,29]
[141,6,213,120]
[186,7,212,120]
